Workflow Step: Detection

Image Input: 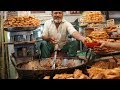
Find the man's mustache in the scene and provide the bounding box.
[54,17,61,19]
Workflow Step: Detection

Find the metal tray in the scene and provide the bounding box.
[4,27,38,32]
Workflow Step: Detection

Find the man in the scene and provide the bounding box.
[40,11,85,58]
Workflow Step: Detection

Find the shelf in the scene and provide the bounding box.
[4,41,36,45]
[4,26,39,32]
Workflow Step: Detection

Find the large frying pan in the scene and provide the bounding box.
[10,56,88,79]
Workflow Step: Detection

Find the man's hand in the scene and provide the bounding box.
[50,37,58,44]
[96,40,106,48]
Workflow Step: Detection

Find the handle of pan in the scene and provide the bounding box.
[85,48,92,61]
[85,48,96,62]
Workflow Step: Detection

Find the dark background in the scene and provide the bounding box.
[0,0,119,10]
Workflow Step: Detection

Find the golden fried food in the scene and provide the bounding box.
[53,69,89,79]
[78,74,90,79]
[4,16,40,27]
[81,11,104,23]
[53,73,74,79]
[104,68,120,79]
[105,26,117,33]
[89,30,109,39]
[92,72,105,79]
[91,61,109,69]
[73,69,83,78]
[85,37,93,43]
[116,40,120,42]
[43,76,50,79]
[87,67,105,78]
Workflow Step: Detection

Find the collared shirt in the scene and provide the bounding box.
[42,19,77,50]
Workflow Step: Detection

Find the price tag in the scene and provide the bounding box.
[116,24,120,34]
[107,19,115,27]
[116,24,120,29]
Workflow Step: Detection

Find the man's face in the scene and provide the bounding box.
[52,11,63,24]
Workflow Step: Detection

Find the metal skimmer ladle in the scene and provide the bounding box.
[52,33,61,69]
[52,49,57,69]
[52,44,59,69]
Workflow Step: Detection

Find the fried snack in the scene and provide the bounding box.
[92,72,105,79]
[53,73,74,79]
[91,59,118,69]
[93,46,117,53]
[109,58,118,69]
[91,61,110,69]
[105,26,117,33]
[115,58,120,65]
[104,68,120,79]
[43,76,51,79]
[55,58,62,67]
[88,62,120,79]
[21,61,41,70]
[87,67,105,78]
[4,16,40,27]
[66,77,74,79]
[78,74,90,79]
[116,40,120,42]
[89,30,109,39]
[40,59,52,69]
[53,69,89,79]
[73,69,83,78]
[85,37,93,43]
[106,39,115,42]
[81,11,104,23]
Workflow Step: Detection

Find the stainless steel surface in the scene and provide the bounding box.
[52,50,57,69]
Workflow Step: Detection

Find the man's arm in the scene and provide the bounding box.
[66,22,85,43]
[99,40,120,49]
[42,20,51,41]
[42,36,51,41]
[72,31,85,43]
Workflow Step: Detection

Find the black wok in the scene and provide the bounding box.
[10,56,88,79]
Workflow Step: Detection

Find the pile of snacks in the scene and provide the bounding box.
[88,30,109,39]
[81,11,105,23]
[4,16,40,27]
[43,69,90,79]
